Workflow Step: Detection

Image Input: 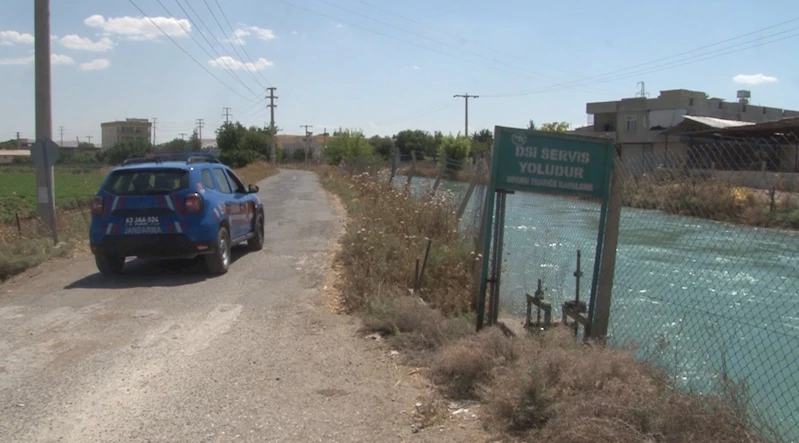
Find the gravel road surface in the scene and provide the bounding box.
[0,170,487,443]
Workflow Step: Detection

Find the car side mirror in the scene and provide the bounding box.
[248,184,259,193]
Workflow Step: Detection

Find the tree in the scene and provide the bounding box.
[157,137,191,153]
[470,129,493,159]
[438,134,471,170]
[187,131,202,151]
[215,121,273,167]
[106,138,152,165]
[324,128,373,165]
[368,135,394,160]
[539,121,570,132]
[393,129,434,159]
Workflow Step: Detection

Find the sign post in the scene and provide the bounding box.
[30,137,60,244]
[476,126,614,332]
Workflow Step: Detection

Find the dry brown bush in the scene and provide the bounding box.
[320,170,475,314]
[477,330,775,443]
[430,327,518,400]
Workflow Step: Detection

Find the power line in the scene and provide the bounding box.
[312,0,603,92]
[372,100,459,127]
[165,0,262,98]
[353,0,587,81]
[453,94,478,138]
[196,118,205,141]
[127,0,260,104]
[267,87,278,163]
[481,20,799,98]
[275,0,597,89]
[202,0,268,90]
[212,0,274,88]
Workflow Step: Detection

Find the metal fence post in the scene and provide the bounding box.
[589,158,623,341]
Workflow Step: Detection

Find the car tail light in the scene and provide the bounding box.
[91,196,104,216]
[185,193,203,214]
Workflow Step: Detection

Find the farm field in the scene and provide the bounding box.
[0,169,105,223]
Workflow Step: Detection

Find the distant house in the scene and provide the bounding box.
[101,118,152,151]
[0,150,31,164]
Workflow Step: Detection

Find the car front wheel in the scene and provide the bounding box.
[206,226,231,275]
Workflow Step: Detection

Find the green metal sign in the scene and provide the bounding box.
[475,125,615,331]
[491,126,613,198]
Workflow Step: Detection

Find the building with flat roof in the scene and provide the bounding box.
[101,118,152,150]
[582,89,799,169]
[0,150,30,164]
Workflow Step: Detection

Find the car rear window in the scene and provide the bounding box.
[104,169,189,195]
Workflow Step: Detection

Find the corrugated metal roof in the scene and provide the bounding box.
[682,115,752,128]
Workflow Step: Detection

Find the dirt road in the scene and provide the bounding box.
[0,170,486,443]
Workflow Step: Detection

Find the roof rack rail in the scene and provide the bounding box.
[186,156,220,165]
[122,157,161,166]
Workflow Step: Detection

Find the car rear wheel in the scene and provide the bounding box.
[95,253,125,276]
[206,226,231,275]
[248,212,264,251]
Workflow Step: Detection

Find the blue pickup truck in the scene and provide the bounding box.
[89,155,265,276]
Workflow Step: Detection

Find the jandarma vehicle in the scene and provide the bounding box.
[89,155,265,276]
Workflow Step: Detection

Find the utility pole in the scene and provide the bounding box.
[179,132,187,140]
[151,117,157,145]
[85,135,93,144]
[34,0,57,244]
[222,107,232,123]
[266,87,277,163]
[453,93,479,138]
[196,118,205,142]
[300,124,312,163]
[16,132,21,143]
[59,126,63,146]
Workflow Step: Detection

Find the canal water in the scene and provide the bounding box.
[410,177,799,440]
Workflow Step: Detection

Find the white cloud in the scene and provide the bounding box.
[59,34,115,52]
[335,23,345,29]
[732,73,778,85]
[0,56,33,65]
[249,26,276,41]
[52,54,75,65]
[291,30,298,35]
[84,15,190,41]
[226,26,276,45]
[79,58,111,71]
[208,55,273,71]
[0,53,75,66]
[0,30,35,46]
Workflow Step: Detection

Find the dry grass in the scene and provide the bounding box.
[318,167,475,315]
[0,210,90,281]
[0,161,280,282]
[465,328,776,443]
[319,166,780,443]
[623,175,799,230]
[233,161,279,185]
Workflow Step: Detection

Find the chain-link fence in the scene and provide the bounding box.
[608,131,799,441]
[342,130,799,439]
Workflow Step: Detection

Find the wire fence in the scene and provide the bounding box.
[340,134,799,439]
[609,132,799,441]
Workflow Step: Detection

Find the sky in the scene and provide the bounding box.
[0,0,797,145]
